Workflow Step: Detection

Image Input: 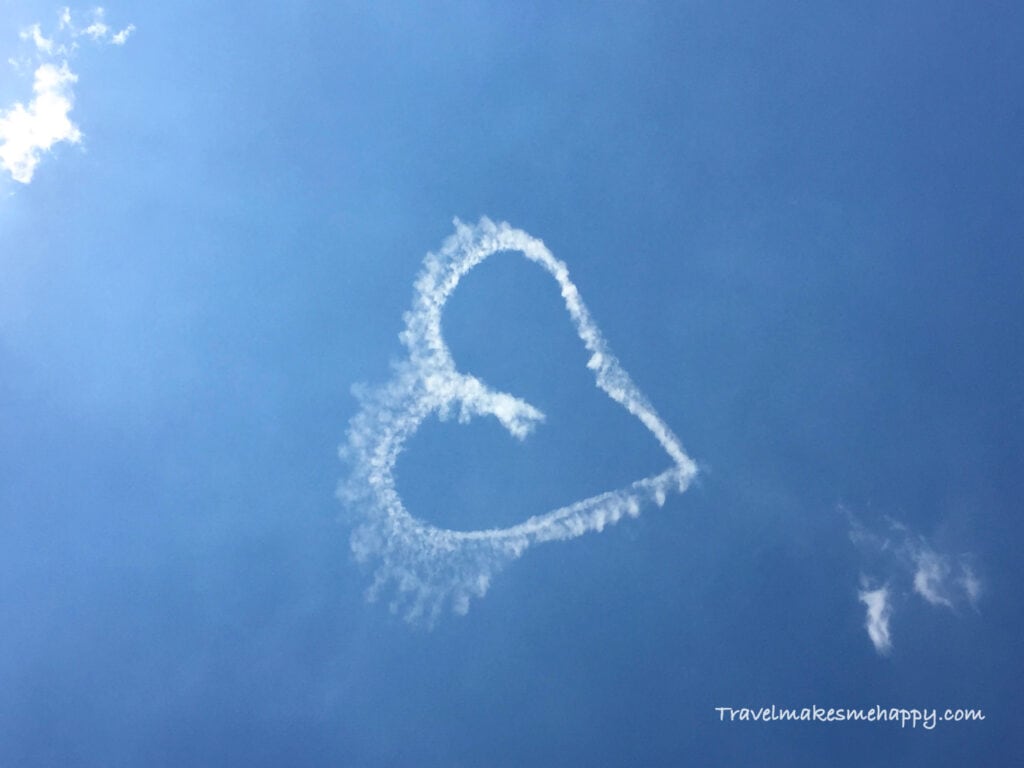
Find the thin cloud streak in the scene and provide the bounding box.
[341,218,697,624]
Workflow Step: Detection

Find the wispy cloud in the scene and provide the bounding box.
[22,23,57,55]
[110,25,135,46]
[858,584,892,655]
[76,7,135,45]
[960,564,982,605]
[341,218,697,624]
[912,548,954,607]
[0,6,133,185]
[847,509,981,655]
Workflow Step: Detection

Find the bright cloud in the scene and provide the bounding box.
[341,218,697,625]
[0,62,81,183]
[0,6,133,185]
[858,585,892,655]
[847,509,981,655]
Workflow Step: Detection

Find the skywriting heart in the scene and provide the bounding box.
[340,217,697,623]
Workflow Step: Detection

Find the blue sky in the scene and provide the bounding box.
[2,2,1022,765]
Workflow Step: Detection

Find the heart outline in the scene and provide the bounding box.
[341,217,697,623]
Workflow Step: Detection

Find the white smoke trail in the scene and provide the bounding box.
[340,218,697,624]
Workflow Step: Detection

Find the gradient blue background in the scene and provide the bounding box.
[2,1,1021,765]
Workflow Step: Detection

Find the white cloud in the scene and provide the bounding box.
[73,8,134,45]
[0,6,133,185]
[21,24,56,55]
[0,62,81,183]
[858,585,892,655]
[846,509,981,655]
[81,20,109,40]
[110,25,135,45]
[341,218,697,624]
[912,548,953,607]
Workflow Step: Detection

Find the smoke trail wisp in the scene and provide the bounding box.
[340,218,697,623]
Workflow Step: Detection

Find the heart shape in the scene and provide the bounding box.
[340,217,697,623]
